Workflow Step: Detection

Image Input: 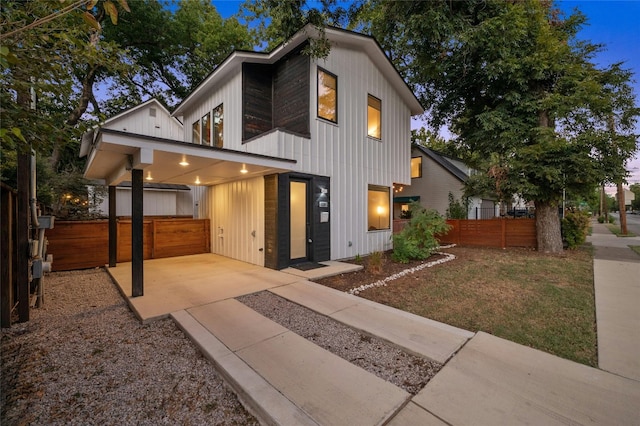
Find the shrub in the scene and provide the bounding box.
[597,215,605,223]
[392,203,451,263]
[562,211,590,249]
[446,192,469,219]
[367,251,384,274]
[608,216,616,224]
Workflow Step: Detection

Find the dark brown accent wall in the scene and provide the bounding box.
[242,45,310,141]
[242,63,273,141]
[273,53,310,136]
[263,174,279,269]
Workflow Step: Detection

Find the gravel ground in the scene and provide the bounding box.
[0,269,258,426]
[237,291,442,395]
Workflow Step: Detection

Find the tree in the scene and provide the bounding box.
[1,0,133,218]
[631,184,640,211]
[354,0,639,253]
[100,0,253,107]
[1,0,253,218]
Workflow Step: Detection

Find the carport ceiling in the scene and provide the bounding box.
[83,130,296,186]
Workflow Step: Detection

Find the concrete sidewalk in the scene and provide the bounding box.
[588,221,640,381]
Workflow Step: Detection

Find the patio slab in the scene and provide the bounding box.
[413,331,640,425]
[107,253,299,322]
[280,260,363,280]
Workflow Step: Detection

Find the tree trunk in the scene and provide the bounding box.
[617,182,627,235]
[535,200,563,253]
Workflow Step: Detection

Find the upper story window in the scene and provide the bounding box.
[317,67,337,123]
[213,103,223,148]
[202,112,211,145]
[192,120,201,144]
[367,95,381,139]
[411,156,422,178]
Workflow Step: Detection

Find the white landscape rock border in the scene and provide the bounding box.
[347,244,457,295]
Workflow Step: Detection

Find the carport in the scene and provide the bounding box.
[81,128,296,297]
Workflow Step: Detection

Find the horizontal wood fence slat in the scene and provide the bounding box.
[46,218,210,271]
[393,218,536,249]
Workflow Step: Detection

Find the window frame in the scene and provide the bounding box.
[317,67,338,124]
[411,156,423,178]
[201,112,211,146]
[367,94,382,140]
[212,103,223,148]
[367,184,391,231]
[192,120,201,144]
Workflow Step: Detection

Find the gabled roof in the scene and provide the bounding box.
[80,98,183,158]
[413,145,469,182]
[103,98,179,128]
[172,24,424,117]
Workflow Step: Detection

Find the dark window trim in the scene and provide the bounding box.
[367,94,382,140]
[317,67,338,124]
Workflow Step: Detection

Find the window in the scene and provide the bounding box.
[202,112,211,145]
[411,157,422,178]
[367,185,390,231]
[367,95,381,139]
[192,120,201,144]
[317,68,337,123]
[213,103,223,148]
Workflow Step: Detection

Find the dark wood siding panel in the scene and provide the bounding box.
[264,174,279,269]
[243,63,273,141]
[273,51,310,136]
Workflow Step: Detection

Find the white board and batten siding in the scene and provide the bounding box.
[308,47,412,260]
[207,177,265,266]
[180,71,243,149]
[103,99,183,141]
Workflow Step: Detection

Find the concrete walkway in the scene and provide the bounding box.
[109,239,640,424]
[587,221,640,381]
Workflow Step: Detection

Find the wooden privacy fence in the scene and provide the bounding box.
[46,218,210,271]
[393,218,537,249]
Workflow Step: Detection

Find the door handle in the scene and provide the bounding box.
[308,238,313,243]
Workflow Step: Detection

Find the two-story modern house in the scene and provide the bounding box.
[81,24,423,272]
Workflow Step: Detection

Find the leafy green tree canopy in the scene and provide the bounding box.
[355,0,639,252]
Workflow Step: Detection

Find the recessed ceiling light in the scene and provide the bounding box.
[145,171,153,181]
[194,176,201,185]
[179,155,189,166]
[240,164,248,174]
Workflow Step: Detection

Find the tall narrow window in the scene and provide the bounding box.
[213,104,223,148]
[367,185,390,231]
[367,95,381,139]
[317,68,337,123]
[411,157,422,178]
[202,112,211,145]
[192,120,201,144]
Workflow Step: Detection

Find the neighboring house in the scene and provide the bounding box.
[82,99,195,217]
[394,145,497,220]
[81,25,423,270]
[91,182,194,218]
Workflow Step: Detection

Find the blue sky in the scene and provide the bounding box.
[211,0,640,184]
